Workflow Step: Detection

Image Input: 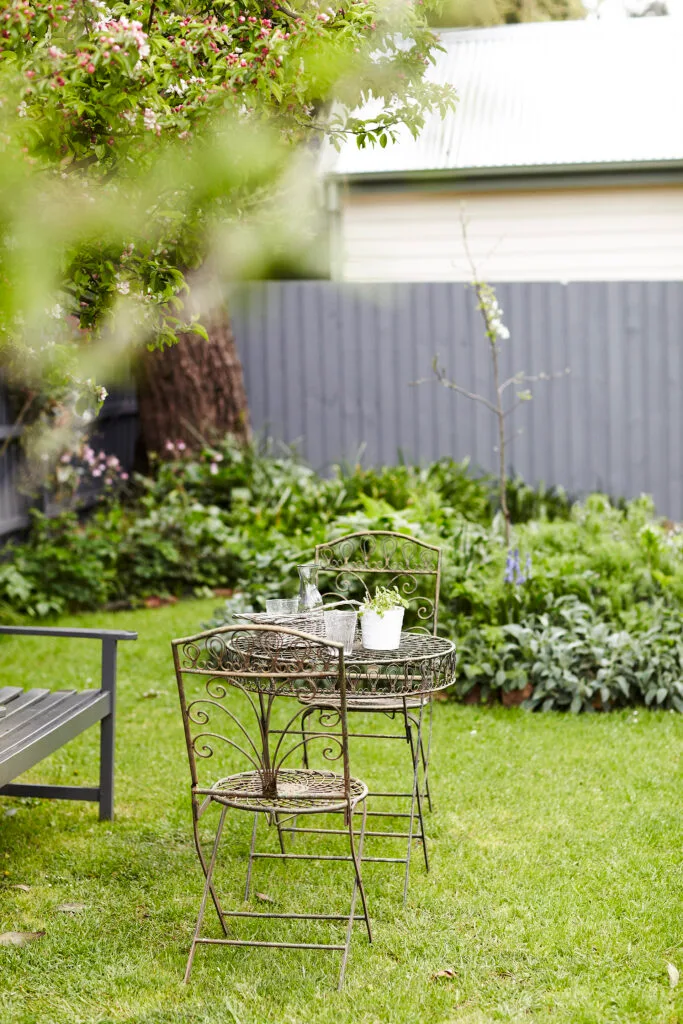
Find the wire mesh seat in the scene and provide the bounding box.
[299,531,443,902]
[171,623,372,989]
[205,768,368,814]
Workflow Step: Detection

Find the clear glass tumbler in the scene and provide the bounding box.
[266,598,299,616]
[324,610,358,655]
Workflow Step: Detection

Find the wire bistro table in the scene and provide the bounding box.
[294,631,456,901]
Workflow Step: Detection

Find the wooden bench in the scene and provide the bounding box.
[0,626,137,820]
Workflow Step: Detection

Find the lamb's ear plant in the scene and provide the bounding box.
[360,586,409,618]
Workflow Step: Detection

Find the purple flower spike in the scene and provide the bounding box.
[504,547,520,584]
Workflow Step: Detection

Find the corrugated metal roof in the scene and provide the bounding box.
[328,18,683,179]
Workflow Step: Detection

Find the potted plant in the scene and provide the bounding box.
[360,586,407,651]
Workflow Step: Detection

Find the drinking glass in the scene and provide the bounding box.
[266,598,299,616]
[324,610,358,655]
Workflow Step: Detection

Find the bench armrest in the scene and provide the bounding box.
[0,627,137,641]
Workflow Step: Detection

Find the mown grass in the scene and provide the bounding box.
[1,598,683,1024]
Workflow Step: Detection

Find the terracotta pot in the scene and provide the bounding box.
[501,682,533,707]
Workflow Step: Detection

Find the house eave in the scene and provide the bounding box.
[328,160,683,194]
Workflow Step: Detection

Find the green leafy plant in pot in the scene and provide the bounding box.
[360,586,408,651]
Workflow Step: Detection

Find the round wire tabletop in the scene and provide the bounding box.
[343,632,456,698]
[224,627,456,698]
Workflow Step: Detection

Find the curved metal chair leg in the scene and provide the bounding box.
[185,804,228,983]
[244,812,259,901]
[407,717,429,873]
[339,800,372,989]
[403,701,428,903]
[192,805,229,936]
[275,811,286,854]
[421,697,434,812]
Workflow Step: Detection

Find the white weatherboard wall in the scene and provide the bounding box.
[339,185,683,282]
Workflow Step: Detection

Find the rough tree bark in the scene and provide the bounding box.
[136,310,251,456]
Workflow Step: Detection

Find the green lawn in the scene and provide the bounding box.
[1,599,683,1024]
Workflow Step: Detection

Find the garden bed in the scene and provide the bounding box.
[3,438,683,712]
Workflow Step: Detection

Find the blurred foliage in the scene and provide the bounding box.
[0,0,454,466]
[4,436,683,712]
[431,0,585,27]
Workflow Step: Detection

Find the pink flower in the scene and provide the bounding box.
[176,440,187,451]
[120,472,129,481]
[165,440,175,451]
[209,462,219,475]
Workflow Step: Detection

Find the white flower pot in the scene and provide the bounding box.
[360,607,404,651]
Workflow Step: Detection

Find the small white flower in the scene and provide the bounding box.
[116,280,130,295]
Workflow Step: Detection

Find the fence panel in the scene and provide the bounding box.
[2,281,682,531]
[232,281,683,518]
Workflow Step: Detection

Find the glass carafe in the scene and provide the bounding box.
[297,563,323,612]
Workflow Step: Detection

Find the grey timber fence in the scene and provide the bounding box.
[1,280,682,535]
[232,280,683,519]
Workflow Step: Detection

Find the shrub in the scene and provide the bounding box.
[4,436,683,713]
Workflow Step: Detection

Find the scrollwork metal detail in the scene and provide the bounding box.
[315,531,442,636]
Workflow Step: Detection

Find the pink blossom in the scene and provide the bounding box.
[176,440,187,451]
[209,462,219,475]
[120,472,129,481]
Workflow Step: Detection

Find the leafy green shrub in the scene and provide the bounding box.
[455,597,683,714]
[4,435,683,714]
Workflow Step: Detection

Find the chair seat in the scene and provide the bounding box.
[302,693,429,713]
[203,768,368,814]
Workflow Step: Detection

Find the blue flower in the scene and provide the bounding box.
[504,548,531,586]
[504,547,520,584]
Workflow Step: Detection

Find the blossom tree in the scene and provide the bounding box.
[0,0,454,462]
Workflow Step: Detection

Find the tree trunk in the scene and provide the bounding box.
[136,310,251,457]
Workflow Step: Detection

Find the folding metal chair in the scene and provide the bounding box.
[299,531,442,902]
[171,623,372,988]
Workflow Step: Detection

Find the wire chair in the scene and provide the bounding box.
[298,531,442,903]
[171,623,372,988]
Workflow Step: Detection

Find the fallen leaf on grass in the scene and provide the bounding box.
[4,809,17,818]
[256,892,274,903]
[667,963,679,988]
[0,931,44,946]
[433,969,457,980]
[12,884,30,892]
[56,903,86,914]
[141,690,163,700]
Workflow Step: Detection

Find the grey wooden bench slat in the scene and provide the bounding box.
[0,691,94,755]
[0,693,109,788]
[0,627,137,820]
[0,690,55,736]
[0,687,25,720]
[0,687,25,705]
